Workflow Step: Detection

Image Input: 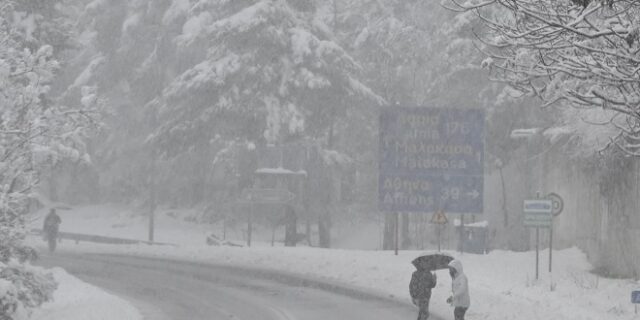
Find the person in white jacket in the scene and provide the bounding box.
[446,259,470,320]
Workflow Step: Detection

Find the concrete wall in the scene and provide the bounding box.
[482,146,640,278]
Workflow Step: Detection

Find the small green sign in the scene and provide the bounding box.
[523,200,552,228]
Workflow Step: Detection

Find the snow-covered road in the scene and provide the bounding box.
[38,252,427,320]
[28,205,640,320]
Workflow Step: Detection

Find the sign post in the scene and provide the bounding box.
[395,212,400,256]
[248,203,253,247]
[378,107,485,253]
[632,290,640,314]
[523,198,552,280]
[438,225,442,252]
[547,192,564,273]
[430,211,448,252]
[239,188,296,247]
[549,222,553,272]
[535,226,539,280]
[536,192,540,280]
[460,214,465,255]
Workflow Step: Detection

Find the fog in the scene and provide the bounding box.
[2,1,640,319]
[12,0,639,275]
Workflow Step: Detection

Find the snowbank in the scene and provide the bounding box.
[30,268,141,320]
[28,205,640,320]
[43,242,639,320]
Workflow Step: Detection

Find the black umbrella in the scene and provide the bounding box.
[412,252,454,270]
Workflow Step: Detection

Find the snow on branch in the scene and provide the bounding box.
[0,4,99,220]
[445,0,640,156]
[153,0,384,146]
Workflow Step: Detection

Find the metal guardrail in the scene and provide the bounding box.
[30,229,177,246]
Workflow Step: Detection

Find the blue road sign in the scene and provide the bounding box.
[632,290,640,304]
[379,107,484,213]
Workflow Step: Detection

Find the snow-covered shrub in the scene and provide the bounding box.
[0,207,56,320]
[1,262,57,309]
[0,262,56,320]
[0,205,56,319]
[567,269,600,290]
[0,278,22,320]
[0,239,38,265]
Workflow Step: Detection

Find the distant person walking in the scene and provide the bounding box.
[43,209,62,252]
[410,260,437,319]
[446,259,470,320]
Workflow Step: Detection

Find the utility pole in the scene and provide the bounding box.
[535,191,541,280]
[148,128,157,242]
[459,214,465,254]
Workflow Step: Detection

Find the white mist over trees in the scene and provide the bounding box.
[55,0,494,248]
[46,0,517,248]
[5,0,634,277]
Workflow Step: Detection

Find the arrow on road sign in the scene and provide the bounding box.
[466,190,480,199]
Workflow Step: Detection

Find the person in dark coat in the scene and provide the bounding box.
[410,260,437,320]
[43,208,62,238]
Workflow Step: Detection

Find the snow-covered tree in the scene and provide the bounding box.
[446,0,640,155]
[148,0,386,247]
[64,0,385,247]
[150,0,384,149]
[0,1,95,317]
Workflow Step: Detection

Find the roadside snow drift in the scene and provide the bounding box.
[28,205,640,320]
[30,268,141,320]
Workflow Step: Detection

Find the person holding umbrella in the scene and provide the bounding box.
[410,256,440,319]
[446,259,470,320]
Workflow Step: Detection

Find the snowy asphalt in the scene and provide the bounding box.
[39,252,434,320]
